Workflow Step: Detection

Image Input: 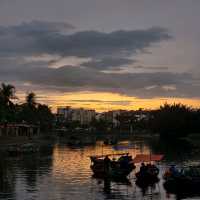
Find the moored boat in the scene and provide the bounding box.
[134,154,164,188]
[90,153,135,179]
[135,164,160,188]
[163,165,200,195]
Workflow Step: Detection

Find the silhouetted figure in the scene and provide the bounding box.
[104,156,111,173]
[169,165,179,177]
[119,155,129,168]
[140,163,147,175]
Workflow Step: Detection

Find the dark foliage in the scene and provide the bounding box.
[149,103,197,138]
[0,83,53,131]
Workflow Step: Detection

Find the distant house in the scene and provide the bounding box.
[0,123,40,138]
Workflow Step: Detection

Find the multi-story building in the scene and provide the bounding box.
[99,110,125,127]
[57,107,96,125]
[57,106,72,120]
[72,108,96,125]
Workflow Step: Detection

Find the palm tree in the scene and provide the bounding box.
[26,92,36,108]
[0,83,15,106]
[0,83,16,122]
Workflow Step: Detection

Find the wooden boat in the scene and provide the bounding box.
[90,153,135,179]
[163,165,200,195]
[135,164,160,188]
[134,154,164,188]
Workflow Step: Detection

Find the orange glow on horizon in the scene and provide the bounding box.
[17,91,200,112]
[16,91,200,113]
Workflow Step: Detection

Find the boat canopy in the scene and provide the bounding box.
[112,145,132,151]
[133,154,164,163]
[90,153,129,159]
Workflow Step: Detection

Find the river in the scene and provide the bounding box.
[0,136,200,200]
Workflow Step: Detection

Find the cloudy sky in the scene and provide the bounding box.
[0,0,200,111]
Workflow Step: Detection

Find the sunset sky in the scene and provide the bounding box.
[0,0,200,112]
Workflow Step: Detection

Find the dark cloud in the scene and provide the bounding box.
[0,22,171,60]
[0,59,198,98]
[68,99,132,105]
[82,58,135,70]
[1,20,196,99]
[132,65,169,71]
[0,20,74,35]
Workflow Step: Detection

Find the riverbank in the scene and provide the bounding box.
[0,134,56,153]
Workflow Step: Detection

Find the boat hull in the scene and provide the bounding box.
[135,172,159,188]
[164,177,200,195]
[91,164,134,179]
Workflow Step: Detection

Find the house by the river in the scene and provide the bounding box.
[0,123,40,138]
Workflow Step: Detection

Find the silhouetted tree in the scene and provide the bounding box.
[18,92,38,124]
[37,104,54,131]
[151,103,194,138]
[0,83,15,107]
[0,84,54,132]
[116,111,136,132]
[90,118,111,132]
[26,92,36,108]
[0,83,16,122]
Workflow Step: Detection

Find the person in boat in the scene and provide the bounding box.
[119,155,130,169]
[138,163,159,177]
[104,155,111,172]
[110,158,117,168]
[140,163,147,175]
[164,165,181,180]
[147,163,159,176]
[169,165,180,177]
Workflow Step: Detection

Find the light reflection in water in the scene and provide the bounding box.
[0,138,197,200]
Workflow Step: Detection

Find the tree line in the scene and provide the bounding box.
[89,104,200,139]
[56,102,200,139]
[149,103,200,139]
[113,103,200,139]
[0,83,53,131]
[1,82,200,138]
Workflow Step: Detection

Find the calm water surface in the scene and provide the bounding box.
[0,137,200,200]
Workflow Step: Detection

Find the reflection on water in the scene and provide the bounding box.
[0,137,199,200]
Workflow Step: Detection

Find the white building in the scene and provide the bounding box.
[57,107,96,125]
[98,110,125,127]
[71,108,96,125]
[57,106,72,119]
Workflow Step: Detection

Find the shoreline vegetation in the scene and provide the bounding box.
[1,83,200,146]
[0,83,54,131]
